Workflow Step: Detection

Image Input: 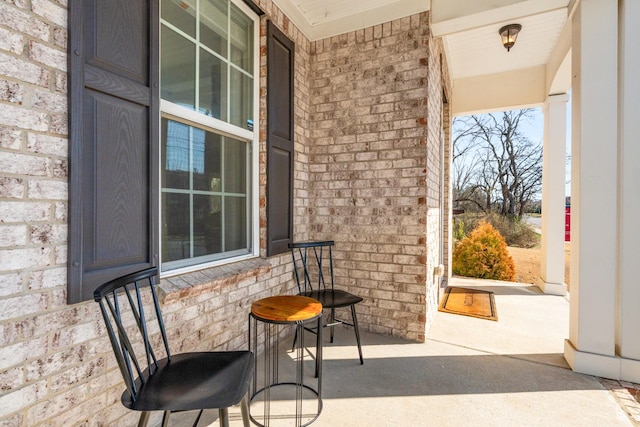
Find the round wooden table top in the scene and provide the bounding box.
[251,295,322,322]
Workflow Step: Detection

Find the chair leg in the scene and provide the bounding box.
[330,308,336,343]
[161,411,171,427]
[240,393,251,427]
[218,407,230,427]
[291,327,298,352]
[192,410,203,427]
[137,412,151,427]
[351,305,364,364]
[315,317,321,378]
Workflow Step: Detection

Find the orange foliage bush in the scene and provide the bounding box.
[452,220,516,281]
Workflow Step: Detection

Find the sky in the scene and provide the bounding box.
[521,107,544,143]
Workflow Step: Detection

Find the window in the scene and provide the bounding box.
[68,0,268,302]
[160,0,259,274]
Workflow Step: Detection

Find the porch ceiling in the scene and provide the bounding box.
[272,0,572,114]
[439,7,567,80]
[270,0,429,41]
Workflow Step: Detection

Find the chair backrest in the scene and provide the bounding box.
[288,241,335,293]
[93,267,170,404]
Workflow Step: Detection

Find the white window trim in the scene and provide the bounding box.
[159,0,261,279]
[161,101,254,142]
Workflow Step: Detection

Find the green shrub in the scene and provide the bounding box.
[487,214,538,248]
[453,213,538,248]
[452,220,516,281]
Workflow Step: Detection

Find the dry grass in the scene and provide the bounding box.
[507,243,571,291]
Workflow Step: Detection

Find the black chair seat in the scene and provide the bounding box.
[124,352,254,412]
[301,289,363,309]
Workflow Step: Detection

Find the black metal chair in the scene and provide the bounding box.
[93,267,253,427]
[288,241,364,367]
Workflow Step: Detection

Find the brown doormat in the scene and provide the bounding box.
[438,287,498,321]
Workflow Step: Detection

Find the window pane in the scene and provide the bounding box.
[161,118,251,269]
[162,118,191,190]
[162,192,190,262]
[194,194,222,256]
[161,0,196,38]
[200,0,228,57]
[230,3,253,72]
[161,26,196,109]
[224,196,246,251]
[229,68,252,129]
[193,130,222,192]
[199,48,227,120]
[224,137,246,193]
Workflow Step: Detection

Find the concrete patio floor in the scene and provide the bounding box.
[171,277,639,427]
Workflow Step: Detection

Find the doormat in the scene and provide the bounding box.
[438,287,498,321]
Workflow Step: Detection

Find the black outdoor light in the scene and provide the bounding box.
[499,24,522,52]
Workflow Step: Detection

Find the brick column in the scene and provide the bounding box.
[308,13,434,341]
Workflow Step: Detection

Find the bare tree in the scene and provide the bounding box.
[452,117,486,212]
[452,109,542,218]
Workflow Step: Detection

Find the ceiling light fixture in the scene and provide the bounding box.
[499,24,522,52]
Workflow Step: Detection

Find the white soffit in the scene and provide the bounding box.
[271,0,430,41]
[445,8,567,80]
[430,0,569,36]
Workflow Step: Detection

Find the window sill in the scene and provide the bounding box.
[157,258,271,304]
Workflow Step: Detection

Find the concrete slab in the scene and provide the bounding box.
[168,277,635,427]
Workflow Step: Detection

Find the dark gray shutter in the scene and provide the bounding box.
[68,0,159,303]
[266,21,294,256]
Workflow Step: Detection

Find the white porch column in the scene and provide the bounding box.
[539,94,568,296]
[618,0,640,377]
[563,0,640,381]
[564,0,617,377]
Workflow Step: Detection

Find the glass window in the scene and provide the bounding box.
[230,2,253,72]
[200,0,228,57]
[160,0,256,272]
[161,25,196,109]
[199,48,227,121]
[161,0,196,38]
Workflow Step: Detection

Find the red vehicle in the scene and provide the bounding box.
[565,205,571,241]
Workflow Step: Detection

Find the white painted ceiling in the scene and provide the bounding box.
[296,0,407,25]
[271,0,428,42]
[271,0,570,84]
[443,8,567,80]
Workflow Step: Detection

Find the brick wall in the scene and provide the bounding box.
[0,1,450,425]
[438,41,453,288]
[424,37,450,326]
[442,88,453,286]
[307,12,447,341]
[0,1,74,424]
[0,1,305,425]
